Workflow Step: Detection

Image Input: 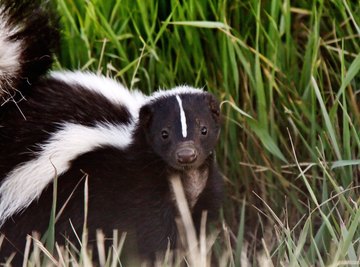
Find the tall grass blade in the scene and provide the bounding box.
[311,77,341,160]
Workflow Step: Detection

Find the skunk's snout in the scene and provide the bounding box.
[176,143,198,164]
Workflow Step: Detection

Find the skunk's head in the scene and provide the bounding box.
[139,87,221,170]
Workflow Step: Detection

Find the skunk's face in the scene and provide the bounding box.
[139,92,221,170]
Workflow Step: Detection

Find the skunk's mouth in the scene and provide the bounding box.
[168,159,204,171]
[178,163,196,171]
[167,162,193,171]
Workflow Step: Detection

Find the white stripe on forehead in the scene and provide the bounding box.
[175,95,187,138]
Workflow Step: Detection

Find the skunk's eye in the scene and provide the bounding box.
[161,130,169,139]
[201,126,208,135]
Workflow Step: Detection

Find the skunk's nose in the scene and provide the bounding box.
[176,147,197,164]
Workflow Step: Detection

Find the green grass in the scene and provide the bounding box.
[20,0,360,266]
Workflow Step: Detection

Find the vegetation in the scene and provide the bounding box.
[13,0,360,266]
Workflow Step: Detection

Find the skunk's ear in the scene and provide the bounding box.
[206,93,221,122]
[139,104,153,128]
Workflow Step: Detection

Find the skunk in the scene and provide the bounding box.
[0,0,223,264]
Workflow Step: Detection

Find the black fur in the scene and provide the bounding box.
[0,78,132,178]
[0,91,223,263]
[0,0,223,265]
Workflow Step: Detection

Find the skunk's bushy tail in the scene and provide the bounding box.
[0,0,59,101]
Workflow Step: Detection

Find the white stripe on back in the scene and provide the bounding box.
[50,71,147,118]
[176,95,187,138]
[0,122,134,226]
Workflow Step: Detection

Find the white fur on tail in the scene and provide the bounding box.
[0,9,22,96]
[0,122,135,226]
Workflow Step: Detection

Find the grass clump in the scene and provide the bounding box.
[6,0,360,266]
